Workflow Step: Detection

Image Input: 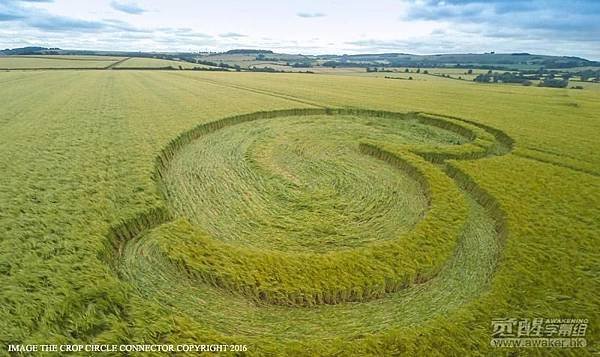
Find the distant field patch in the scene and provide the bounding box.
[114,57,208,69]
[0,55,124,69]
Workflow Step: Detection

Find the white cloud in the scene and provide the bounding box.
[297,12,326,18]
[110,1,145,15]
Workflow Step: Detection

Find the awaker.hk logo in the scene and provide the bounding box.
[491,318,588,348]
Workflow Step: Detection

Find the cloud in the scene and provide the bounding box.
[297,12,326,18]
[110,1,146,15]
[27,15,105,31]
[0,12,25,21]
[0,0,148,33]
[161,28,213,38]
[402,0,600,48]
[102,19,150,33]
[404,0,600,25]
[219,32,246,38]
[405,2,487,21]
[345,38,461,53]
[0,0,598,59]
[0,0,25,21]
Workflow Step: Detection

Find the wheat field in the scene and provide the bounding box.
[0,69,598,355]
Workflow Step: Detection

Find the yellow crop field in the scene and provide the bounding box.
[114,57,208,69]
[0,55,125,69]
[0,68,598,355]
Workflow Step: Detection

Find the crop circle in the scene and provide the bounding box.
[160,112,464,252]
[106,108,512,347]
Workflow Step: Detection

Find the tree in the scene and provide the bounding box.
[539,78,568,88]
[322,61,340,68]
[474,74,491,83]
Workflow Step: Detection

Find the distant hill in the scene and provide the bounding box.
[1,46,598,69]
[0,46,61,55]
[315,53,600,69]
[225,49,274,55]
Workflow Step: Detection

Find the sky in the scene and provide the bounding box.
[1,0,599,59]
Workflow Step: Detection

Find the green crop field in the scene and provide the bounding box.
[0,68,598,355]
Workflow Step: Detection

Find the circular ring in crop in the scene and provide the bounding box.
[104,108,513,349]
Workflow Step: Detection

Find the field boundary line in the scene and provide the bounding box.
[105,57,132,69]
[168,72,329,108]
[524,146,584,161]
[513,152,599,177]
